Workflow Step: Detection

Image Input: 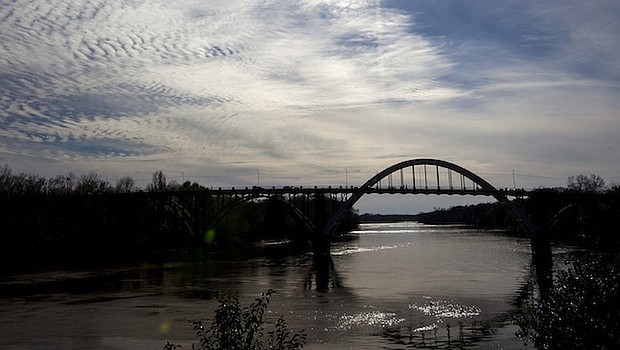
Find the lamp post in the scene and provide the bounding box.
[256,169,260,187]
[345,167,348,188]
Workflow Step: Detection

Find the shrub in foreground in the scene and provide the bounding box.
[167,289,306,350]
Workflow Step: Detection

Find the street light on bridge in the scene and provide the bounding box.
[256,169,260,187]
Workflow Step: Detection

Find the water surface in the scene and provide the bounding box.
[0,222,534,349]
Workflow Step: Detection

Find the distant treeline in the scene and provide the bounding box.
[0,166,358,272]
[408,202,521,228]
[359,202,513,228]
[364,186,620,250]
[0,166,195,195]
[2,165,618,269]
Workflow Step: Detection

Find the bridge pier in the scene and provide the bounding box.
[311,193,333,291]
[312,193,331,258]
[531,229,553,298]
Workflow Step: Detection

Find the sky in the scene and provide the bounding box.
[1,0,619,213]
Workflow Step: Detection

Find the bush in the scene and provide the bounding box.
[517,254,620,349]
[174,290,306,350]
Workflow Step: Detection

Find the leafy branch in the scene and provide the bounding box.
[186,289,306,350]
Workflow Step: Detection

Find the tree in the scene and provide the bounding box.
[180,181,205,191]
[45,172,77,194]
[115,176,137,193]
[567,174,606,193]
[75,172,111,194]
[147,170,167,192]
[0,166,46,195]
[18,173,46,194]
[0,165,11,188]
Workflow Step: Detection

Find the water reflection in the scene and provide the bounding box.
[377,294,516,349]
[409,299,482,319]
[333,311,405,330]
[382,320,498,349]
[305,254,343,291]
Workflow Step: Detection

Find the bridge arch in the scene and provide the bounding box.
[324,158,537,236]
[165,198,196,236]
[208,194,315,235]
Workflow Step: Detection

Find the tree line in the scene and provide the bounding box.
[0,166,202,195]
[0,166,358,273]
[410,173,620,250]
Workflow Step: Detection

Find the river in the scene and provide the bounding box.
[0,222,540,349]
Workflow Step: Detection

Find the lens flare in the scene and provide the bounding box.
[205,229,216,244]
[159,321,171,334]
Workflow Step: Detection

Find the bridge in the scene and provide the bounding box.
[138,157,559,294]
[144,158,552,292]
[159,158,537,241]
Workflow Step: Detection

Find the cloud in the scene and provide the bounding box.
[0,0,457,159]
[1,0,619,207]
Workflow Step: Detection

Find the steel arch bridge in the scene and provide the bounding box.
[201,158,536,238]
[323,158,536,236]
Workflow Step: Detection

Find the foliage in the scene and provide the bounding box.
[46,172,78,194]
[163,342,182,350]
[148,170,168,192]
[115,176,137,193]
[516,254,620,350]
[190,290,306,350]
[567,174,606,193]
[0,164,359,269]
[0,166,198,268]
[408,202,520,230]
[75,172,111,194]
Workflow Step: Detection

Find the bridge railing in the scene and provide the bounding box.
[148,185,530,197]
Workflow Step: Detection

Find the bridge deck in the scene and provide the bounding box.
[165,186,528,197]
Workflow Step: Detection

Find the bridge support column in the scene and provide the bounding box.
[312,194,331,258]
[531,229,553,298]
[312,194,332,291]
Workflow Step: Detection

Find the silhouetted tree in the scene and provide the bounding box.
[567,174,606,193]
[20,174,46,194]
[167,180,181,191]
[148,170,167,192]
[0,164,10,189]
[75,172,111,194]
[0,165,46,195]
[115,176,138,193]
[181,181,205,191]
[45,172,77,194]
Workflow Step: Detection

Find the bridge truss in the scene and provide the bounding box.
[323,159,536,236]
